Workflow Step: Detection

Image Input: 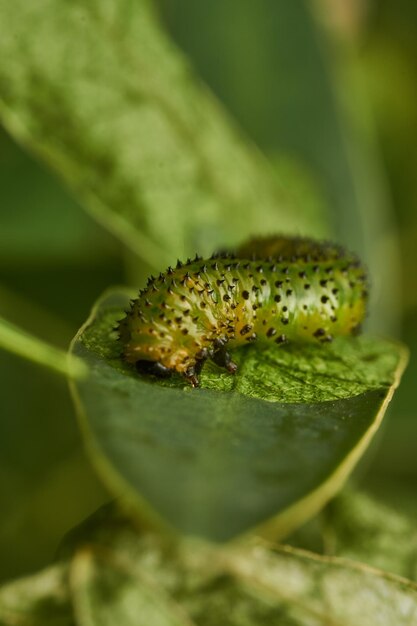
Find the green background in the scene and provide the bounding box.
[0,0,416,581]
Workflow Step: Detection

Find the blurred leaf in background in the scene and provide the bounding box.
[0,0,323,276]
[2,501,417,626]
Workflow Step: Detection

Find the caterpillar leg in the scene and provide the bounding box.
[185,354,210,387]
[184,343,238,387]
[135,360,173,379]
[184,365,200,387]
[211,346,238,374]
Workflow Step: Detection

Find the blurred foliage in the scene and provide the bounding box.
[2,495,417,626]
[0,0,415,606]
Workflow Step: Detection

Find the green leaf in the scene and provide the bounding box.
[225,540,417,626]
[4,506,417,626]
[58,510,417,626]
[70,549,193,626]
[157,0,363,241]
[322,488,417,580]
[69,289,407,542]
[284,484,417,580]
[0,563,73,626]
[0,0,313,270]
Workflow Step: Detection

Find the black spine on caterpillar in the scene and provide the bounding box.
[117,236,368,386]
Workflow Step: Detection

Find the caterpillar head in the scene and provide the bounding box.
[116,258,241,386]
[118,317,203,386]
[117,279,238,386]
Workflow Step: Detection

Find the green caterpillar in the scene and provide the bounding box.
[117,236,368,387]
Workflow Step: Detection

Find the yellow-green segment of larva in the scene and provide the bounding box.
[117,237,368,386]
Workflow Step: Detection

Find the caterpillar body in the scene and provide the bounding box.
[117,236,368,387]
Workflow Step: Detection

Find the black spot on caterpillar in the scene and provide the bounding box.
[117,235,368,387]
